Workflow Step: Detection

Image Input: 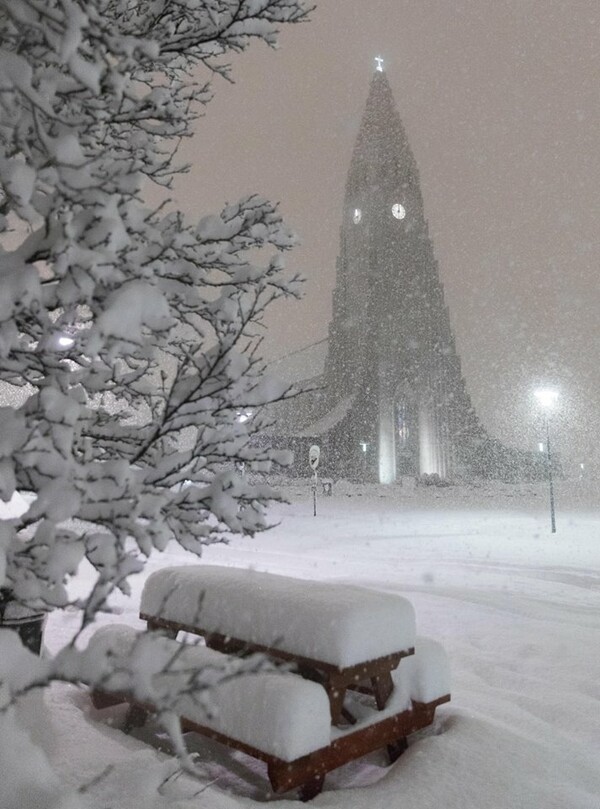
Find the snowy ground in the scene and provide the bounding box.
[41,479,600,808]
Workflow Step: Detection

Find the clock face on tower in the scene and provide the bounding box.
[392,203,406,220]
[353,208,362,224]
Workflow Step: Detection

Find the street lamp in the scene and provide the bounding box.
[534,388,558,533]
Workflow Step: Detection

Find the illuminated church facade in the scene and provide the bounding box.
[274,62,535,483]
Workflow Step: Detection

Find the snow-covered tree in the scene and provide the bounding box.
[0,0,310,792]
[0,0,310,623]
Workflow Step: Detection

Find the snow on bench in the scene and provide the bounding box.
[140,565,416,669]
[88,625,451,799]
[87,624,332,762]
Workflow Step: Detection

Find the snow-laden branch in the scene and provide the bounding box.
[0,1,310,787]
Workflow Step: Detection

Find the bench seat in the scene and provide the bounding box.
[140,565,416,669]
[87,624,332,762]
[88,626,450,799]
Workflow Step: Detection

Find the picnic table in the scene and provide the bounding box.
[89,565,450,800]
[139,565,417,725]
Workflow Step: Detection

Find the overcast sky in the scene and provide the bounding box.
[168,0,600,465]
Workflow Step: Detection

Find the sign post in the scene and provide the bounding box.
[308,445,320,517]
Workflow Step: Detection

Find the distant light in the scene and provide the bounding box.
[360,441,368,453]
[538,442,544,453]
[353,207,362,224]
[534,388,559,410]
[57,335,75,348]
[375,55,384,72]
[580,463,585,470]
[237,409,252,423]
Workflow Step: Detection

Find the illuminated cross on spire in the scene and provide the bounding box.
[375,55,384,72]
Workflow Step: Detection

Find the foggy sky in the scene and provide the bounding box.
[169,0,600,465]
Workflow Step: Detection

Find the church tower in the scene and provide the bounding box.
[320,60,483,482]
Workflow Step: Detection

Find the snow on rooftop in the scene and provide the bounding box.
[294,393,355,437]
[267,339,327,385]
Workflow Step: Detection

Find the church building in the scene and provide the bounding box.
[273,61,534,484]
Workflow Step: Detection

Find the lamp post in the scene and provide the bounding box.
[534,388,558,533]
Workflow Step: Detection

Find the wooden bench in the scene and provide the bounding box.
[89,626,450,801]
[140,565,417,726]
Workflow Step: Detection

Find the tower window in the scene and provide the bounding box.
[353,208,362,224]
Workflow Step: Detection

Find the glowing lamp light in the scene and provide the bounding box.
[237,409,252,423]
[57,335,75,349]
[534,388,558,410]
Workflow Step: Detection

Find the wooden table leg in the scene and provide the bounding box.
[371,671,394,710]
[325,675,348,725]
[298,774,325,802]
[124,703,149,733]
[387,736,408,763]
[340,706,357,725]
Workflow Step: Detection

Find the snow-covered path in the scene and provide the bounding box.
[43,481,600,808]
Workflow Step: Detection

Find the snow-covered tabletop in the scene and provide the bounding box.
[140,565,416,669]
